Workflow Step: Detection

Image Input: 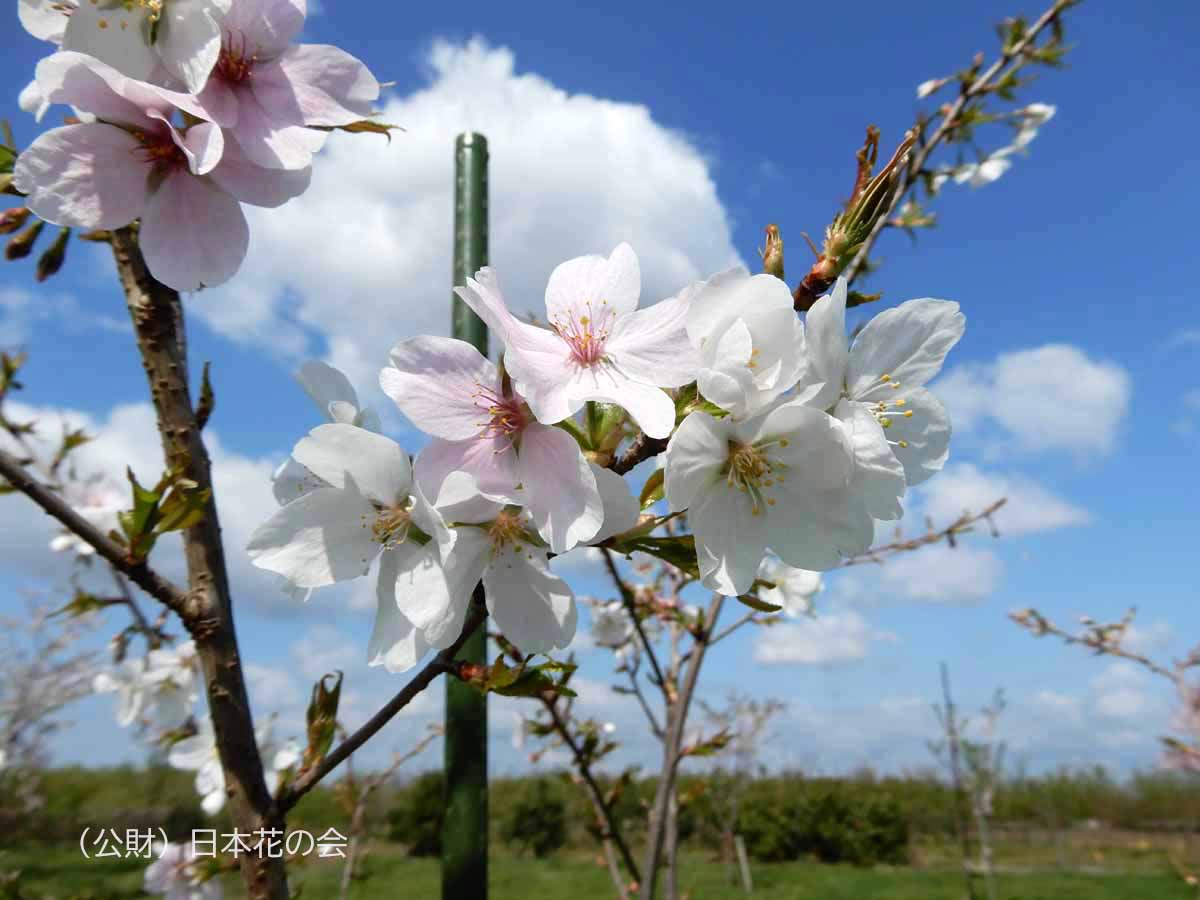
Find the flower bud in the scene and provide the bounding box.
[36,227,71,282]
[5,219,44,260]
[759,224,784,280]
[0,206,31,235]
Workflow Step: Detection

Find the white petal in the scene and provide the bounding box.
[62,3,158,84]
[18,78,50,122]
[368,550,432,673]
[381,336,498,441]
[271,456,325,506]
[484,547,577,654]
[664,411,730,512]
[207,135,313,207]
[434,526,491,646]
[848,299,965,400]
[796,277,848,411]
[19,0,70,43]
[246,485,379,587]
[379,540,451,630]
[689,484,769,596]
[605,289,699,388]
[568,373,678,440]
[293,423,411,507]
[545,243,641,323]
[517,424,603,553]
[588,464,640,543]
[685,266,780,348]
[415,436,519,507]
[139,171,248,291]
[296,360,357,420]
[880,386,951,486]
[769,488,874,571]
[157,0,225,93]
[836,399,905,521]
[740,399,852,493]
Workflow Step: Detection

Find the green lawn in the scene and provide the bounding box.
[1,846,1191,899]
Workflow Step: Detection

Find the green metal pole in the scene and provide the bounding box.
[443,132,489,900]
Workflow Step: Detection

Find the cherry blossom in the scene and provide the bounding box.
[168,716,298,815]
[757,557,822,617]
[49,481,124,557]
[380,335,602,554]
[431,488,577,656]
[799,277,964,490]
[14,53,310,291]
[664,399,871,596]
[1013,102,1057,149]
[144,841,222,900]
[247,424,456,671]
[194,0,380,169]
[93,641,199,730]
[455,244,698,439]
[683,266,809,419]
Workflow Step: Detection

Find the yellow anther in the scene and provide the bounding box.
[779,438,789,448]
[880,373,891,382]
[891,382,901,389]
[903,410,913,418]
[898,440,909,448]
[766,498,776,506]
[893,398,906,407]
[880,417,892,427]
[751,507,761,516]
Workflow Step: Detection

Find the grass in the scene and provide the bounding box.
[1,845,1193,899]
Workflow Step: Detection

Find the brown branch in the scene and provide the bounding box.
[1010,607,1176,682]
[278,597,488,813]
[109,226,288,900]
[639,592,725,900]
[841,498,1006,568]
[840,0,1073,285]
[602,549,667,689]
[541,695,642,890]
[0,446,192,618]
[609,432,669,476]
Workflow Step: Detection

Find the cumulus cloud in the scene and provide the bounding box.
[937,344,1131,458]
[755,611,896,666]
[919,463,1090,536]
[193,38,741,401]
[878,543,1003,604]
[0,286,126,350]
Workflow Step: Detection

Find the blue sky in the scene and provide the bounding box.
[1,0,1198,781]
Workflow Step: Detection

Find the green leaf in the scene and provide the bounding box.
[302,671,343,774]
[0,145,14,176]
[610,534,699,578]
[639,469,665,509]
[735,592,783,614]
[683,729,732,758]
[467,655,578,699]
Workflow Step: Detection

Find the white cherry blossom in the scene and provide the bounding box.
[144,841,222,900]
[455,244,698,439]
[757,557,822,617]
[168,716,298,815]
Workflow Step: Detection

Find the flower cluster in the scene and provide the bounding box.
[249,244,964,672]
[13,0,381,290]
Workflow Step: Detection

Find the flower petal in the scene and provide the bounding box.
[427,527,489,649]
[222,0,305,60]
[377,540,451,633]
[689,484,768,596]
[545,243,640,323]
[157,0,227,93]
[664,411,729,512]
[588,463,640,543]
[415,436,519,507]
[796,277,848,411]
[19,0,69,43]
[246,484,379,586]
[381,336,498,441]
[880,386,951,486]
[232,76,328,169]
[13,123,148,229]
[518,424,603,553]
[61,4,158,85]
[293,423,411,507]
[271,456,325,506]
[739,399,852,493]
[296,360,357,419]
[139,170,248,291]
[848,299,965,400]
[207,135,312,207]
[484,547,577,654]
[367,551,430,673]
[836,398,905,521]
[270,43,380,126]
[769,488,874,571]
[605,289,698,388]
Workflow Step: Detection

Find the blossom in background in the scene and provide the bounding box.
[799,277,964,490]
[757,557,822,617]
[14,53,310,290]
[144,841,222,900]
[93,641,199,731]
[381,335,603,554]
[49,481,125,557]
[665,398,870,596]
[590,599,633,648]
[194,0,380,169]
[683,266,808,420]
[456,244,698,440]
[247,424,454,671]
[168,716,298,815]
[1013,102,1057,149]
[952,148,1014,188]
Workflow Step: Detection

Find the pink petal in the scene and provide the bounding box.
[545,243,640,323]
[222,0,306,60]
[415,436,519,507]
[230,81,327,169]
[151,114,223,175]
[195,79,241,127]
[269,44,379,127]
[139,171,248,291]
[565,371,677,440]
[13,123,148,229]
[207,135,312,207]
[36,52,211,125]
[157,0,226,93]
[517,424,603,553]
[606,289,699,388]
[381,336,499,441]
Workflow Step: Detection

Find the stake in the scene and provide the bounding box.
[442,133,490,900]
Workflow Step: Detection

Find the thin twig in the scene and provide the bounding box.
[602,550,667,690]
[278,597,487,813]
[0,446,192,618]
[842,499,1006,568]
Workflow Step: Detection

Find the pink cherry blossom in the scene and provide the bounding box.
[455,243,699,439]
[380,335,603,554]
[14,53,310,291]
[194,0,380,170]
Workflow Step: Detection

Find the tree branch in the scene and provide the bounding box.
[278,597,487,813]
[0,446,192,618]
[602,550,667,690]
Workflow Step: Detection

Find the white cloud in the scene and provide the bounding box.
[0,286,126,349]
[755,611,895,666]
[919,463,1090,536]
[193,38,741,403]
[937,344,1131,458]
[878,543,1003,604]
